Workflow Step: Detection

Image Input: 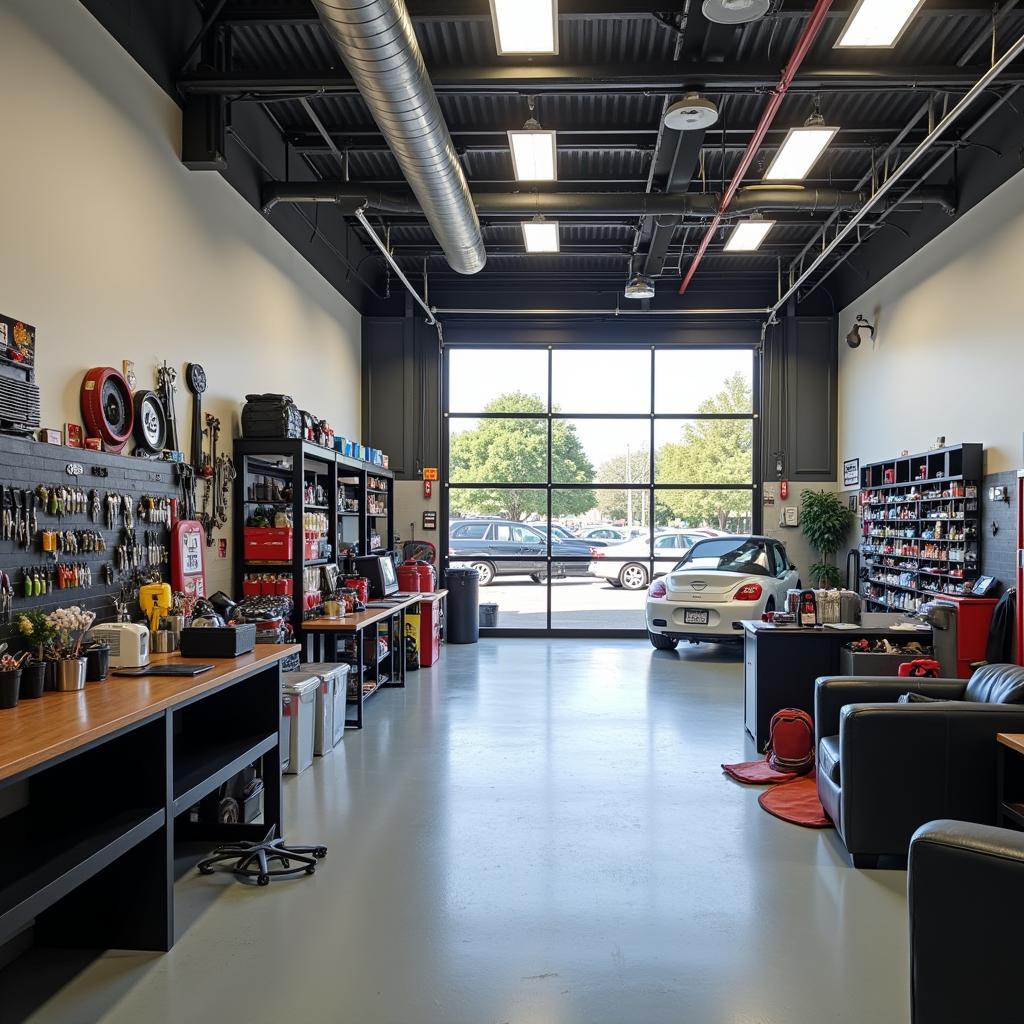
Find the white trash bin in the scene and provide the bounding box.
[296,663,351,754]
[281,673,318,775]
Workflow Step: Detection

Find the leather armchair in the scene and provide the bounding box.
[813,664,1024,867]
[909,820,1024,1023]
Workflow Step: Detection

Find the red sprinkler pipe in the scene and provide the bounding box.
[678,0,834,295]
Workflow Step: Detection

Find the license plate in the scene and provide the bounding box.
[684,609,709,625]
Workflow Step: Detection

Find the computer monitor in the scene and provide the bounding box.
[354,554,398,598]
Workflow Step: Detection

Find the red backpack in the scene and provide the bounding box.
[766,708,815,776]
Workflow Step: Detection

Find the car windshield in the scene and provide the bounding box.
[676,538,771,577]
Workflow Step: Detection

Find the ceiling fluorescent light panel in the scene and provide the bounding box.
[835,0,925,48]
[490,0,558,55]
[724,221,775,252]
[764,125,839,181]
[508,125,558,182]
[522,219,560,253]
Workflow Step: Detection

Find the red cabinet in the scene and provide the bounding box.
[418,598,442,667]
[941,595,998,678]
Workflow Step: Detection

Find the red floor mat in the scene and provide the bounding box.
[758,775,831,829]
[722,760,797,784]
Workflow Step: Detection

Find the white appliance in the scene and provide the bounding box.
[90,623,150,668]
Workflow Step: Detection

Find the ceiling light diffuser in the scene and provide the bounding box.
[508,122,558,181]
[724,220,775,252]
[764,124,839,181]
[522,218,560,253]
[835,0,926,48]
[489,0,558,55]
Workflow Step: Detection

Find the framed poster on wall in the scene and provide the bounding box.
[843,458,860,489]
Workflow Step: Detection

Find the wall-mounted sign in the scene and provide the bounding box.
[843,458,860,489]
[423,467,439,481]
[422,511,437,530]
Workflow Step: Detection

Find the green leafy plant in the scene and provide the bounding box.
[800,489,854,589]
[16,610,58,661]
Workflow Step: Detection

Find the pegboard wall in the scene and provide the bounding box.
[0,434,178,643]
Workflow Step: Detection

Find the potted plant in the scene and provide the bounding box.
[800,489,854,589]
[0,653,27,709]
[47,606,96,691]
[16,609,58,698]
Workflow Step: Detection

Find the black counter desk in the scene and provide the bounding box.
[741,615,933,751]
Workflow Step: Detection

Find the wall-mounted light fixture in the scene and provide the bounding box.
[846,314,875,348]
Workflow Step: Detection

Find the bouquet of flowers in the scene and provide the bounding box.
[17,609,59,661]
[45,606,96,660]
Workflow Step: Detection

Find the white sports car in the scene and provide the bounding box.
[645,535,801,649]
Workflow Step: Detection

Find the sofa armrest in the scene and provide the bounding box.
[837,703,1024,856]
[814,675,966,744]
[910,820,1024,1024]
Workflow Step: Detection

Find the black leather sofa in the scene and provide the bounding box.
[909,820,1024,1023]
[813,664,1024,867]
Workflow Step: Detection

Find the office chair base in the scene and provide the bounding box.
[196,825,327,886]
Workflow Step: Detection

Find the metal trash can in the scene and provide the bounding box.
[289,663,350,755]
[479,602,499,628]
[446,566,480,644]
[281,674,318,775]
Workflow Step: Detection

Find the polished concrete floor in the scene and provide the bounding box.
[10,640,910,1024]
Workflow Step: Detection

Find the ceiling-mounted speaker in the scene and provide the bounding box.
[702,0,771,24]
[664,94,720,131]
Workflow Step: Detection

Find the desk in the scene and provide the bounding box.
[741,616,932,751]
[304,595,419,728]
[0,644,298,956]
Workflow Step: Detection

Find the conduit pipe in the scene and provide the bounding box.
[678,0,835,296]
[432,307,771,316]
[764,25,1024,333]
[308,0,486,275]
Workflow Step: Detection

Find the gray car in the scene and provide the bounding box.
[449,518,596,586]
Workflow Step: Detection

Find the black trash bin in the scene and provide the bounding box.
[446,566,480,644]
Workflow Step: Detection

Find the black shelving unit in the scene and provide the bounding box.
[233,439,395,646]
[858,443,983,614]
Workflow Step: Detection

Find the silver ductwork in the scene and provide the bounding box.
[308,0,486,275]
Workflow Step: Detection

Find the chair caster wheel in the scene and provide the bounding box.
[314,847,327,858]
[305,865,316,875]
[258,874,271,886]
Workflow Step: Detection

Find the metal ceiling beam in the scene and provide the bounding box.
[179,64,1024,97]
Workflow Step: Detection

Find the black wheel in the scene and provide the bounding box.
[305,865,316,875]
[619,563,649,590]
[198,865,214,875]
[608,579,623,589]
[470,561,495,586]
[648,630,679,651]
[314,847,327,858]
[257,873,270,886]
[132,390,168,453]
[529,573,545,584]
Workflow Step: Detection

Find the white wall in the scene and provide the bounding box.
[0,0,362,590]
[838,167,1024,475]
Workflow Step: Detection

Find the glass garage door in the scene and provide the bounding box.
[443,346,760,635]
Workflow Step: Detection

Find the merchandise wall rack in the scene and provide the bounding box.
[858,443,983,614]
[232,439,394,645]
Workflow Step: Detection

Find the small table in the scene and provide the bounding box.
[304,595,420,728]
[996,733,1024,829]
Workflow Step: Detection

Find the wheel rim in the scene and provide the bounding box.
[621,564,647,589]
[472,562,492,585]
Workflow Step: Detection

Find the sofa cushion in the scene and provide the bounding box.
[964,664,1024,704]
[819,734,841,786]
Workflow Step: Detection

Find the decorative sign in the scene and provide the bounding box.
[65,423,83,449]
[422,511,437,531]
[423,467,439,481]
[843,458,860,489]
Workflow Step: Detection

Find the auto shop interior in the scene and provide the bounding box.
[3,0,1024,1022]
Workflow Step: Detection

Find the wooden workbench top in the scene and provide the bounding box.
[304,594,420,632]
[998,733,1024,756]
[0,644,299,784]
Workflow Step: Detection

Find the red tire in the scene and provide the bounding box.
[81,367,134,452]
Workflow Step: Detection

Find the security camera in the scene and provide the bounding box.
[846,314,875,349]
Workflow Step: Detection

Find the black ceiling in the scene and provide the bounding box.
[85,0,1024,314]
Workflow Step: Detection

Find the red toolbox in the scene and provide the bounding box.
[418,598,441,667]
[244,527,293,562]
[941,595,998,677]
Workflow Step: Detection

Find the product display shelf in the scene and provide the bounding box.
[858,443,983,614]
[233,439,394,651]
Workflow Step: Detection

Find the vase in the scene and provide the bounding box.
[55,658,87,692]
[44,660,58,691]
[19,661,46,700]
[85,644,110,682]
[0,669,22,709]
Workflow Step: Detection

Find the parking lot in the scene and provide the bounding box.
[476,574,647,630]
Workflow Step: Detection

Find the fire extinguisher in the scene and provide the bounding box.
[780,480,789,500]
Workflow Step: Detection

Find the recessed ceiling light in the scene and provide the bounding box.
[835,0,926,48]
[724,220,775,252]
[508,119,558,181]
[522,217,560,253]
[702,0,771,25]
[664,94,720,132]
[764,121,839,181]
[489,0,558,55]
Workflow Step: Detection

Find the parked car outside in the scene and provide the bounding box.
[579,526,630,543]
[588,529,712,590]
[535,523,612,548]
[449,518,596,585]
[644,535,800,649]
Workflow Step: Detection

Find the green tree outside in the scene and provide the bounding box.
[449,392,596,520]
[594,448,650,525]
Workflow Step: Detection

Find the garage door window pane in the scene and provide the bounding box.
[448,349,549,414]
[654,420,753,484]
[654,488,754,535]
[551,349,651,414]
[654,349,753,414]
[450,417,548,484]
